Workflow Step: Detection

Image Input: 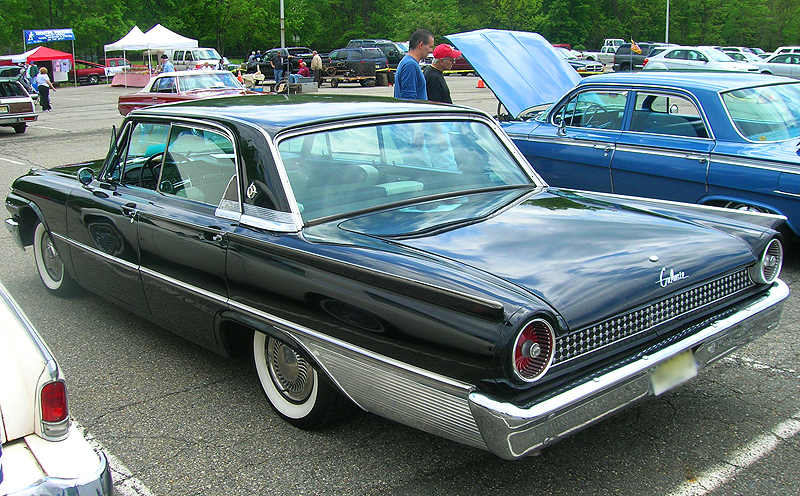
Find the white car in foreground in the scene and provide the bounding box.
[0,282,112,495]
[643,46,759,72]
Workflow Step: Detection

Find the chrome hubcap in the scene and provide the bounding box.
[267,338,314,403]
[41,234,63,281]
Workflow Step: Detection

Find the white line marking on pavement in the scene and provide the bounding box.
[666,411,800,496]
[34,125,72,132]
[73,420,156,496]
[0,156,25,165]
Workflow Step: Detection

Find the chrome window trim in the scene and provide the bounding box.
[613,143,710,160]
[626,89,715,140]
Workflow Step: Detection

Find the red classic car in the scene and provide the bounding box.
[117,70,261,115]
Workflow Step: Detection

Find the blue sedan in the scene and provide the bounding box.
[449,30,800,237]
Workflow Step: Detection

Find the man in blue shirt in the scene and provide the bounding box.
[161,54,175,73]
[394,29,434,100]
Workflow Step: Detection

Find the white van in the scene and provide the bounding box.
[165,48,228,70]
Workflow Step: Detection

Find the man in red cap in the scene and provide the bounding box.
[423,44,462,104]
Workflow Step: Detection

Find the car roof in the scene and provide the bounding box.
[578,71,793,93]
[132,94,484,138]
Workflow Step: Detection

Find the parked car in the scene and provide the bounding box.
[643,46,759,72]
[5,92,789,459]
[0,281,112,494]
[251,47,316,79]
[613,42,673,71]
[555,47,604,76]
[69,58,131,85]
[755,52,800,78]
[449,29,800,237]
[326,48,388,76]
[165,48,229,71]
[0,77,37,134]
[117,69,260,115]
[578,45,617,64]
[773,46,800,55]
[346,39,408,68]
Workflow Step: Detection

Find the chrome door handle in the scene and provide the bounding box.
[685,154,707,163]
[212,234,223,242]
[121,203,137,223]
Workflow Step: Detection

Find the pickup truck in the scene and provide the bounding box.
[613,42,673,71]
[69,57,130,84]
[578,45,617,64]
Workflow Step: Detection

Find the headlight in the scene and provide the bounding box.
[750,238,783,284]
[511,318,555,382]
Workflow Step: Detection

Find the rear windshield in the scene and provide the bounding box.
[722,82,800,142]
[0,81,27,97]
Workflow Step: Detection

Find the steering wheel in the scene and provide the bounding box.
[140,152,164,188]
[582,104,614,129]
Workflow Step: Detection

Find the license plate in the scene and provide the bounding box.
[651,350,698,395]
[0,105,8,114]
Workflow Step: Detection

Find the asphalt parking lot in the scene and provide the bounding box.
[1,80,799,496]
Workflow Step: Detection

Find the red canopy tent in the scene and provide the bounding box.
[25,46,73,63]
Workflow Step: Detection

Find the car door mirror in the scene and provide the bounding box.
[557,117,567,137]
[77,167,94,186]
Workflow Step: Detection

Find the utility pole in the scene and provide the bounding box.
[280,0,286,48]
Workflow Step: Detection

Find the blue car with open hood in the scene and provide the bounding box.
[448,29,800,238]
[4,93,789,459]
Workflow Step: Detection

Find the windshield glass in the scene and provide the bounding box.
[277,119,533,222]
[178,72,242,90]
[194,49,221,60]
[707,49,736,62]
[557,48,577,60]
[722,82,800,141]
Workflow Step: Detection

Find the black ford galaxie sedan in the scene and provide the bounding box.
[5,95,789,459]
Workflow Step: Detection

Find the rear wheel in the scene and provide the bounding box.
[87,74,100,85]
[12,123,26,134]
[330,77,339,88]
[33,222,78,296]
[253,332,351,429]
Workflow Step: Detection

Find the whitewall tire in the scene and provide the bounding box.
[33,222,77,296]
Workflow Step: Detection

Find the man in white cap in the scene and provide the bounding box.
[423,44,462,104]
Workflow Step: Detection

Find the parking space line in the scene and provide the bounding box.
[0,156,25,165]
[73,420,155,496]
[33,125,73,132]
[666,411,800,496]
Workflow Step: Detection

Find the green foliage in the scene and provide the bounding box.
[1,0,798,58]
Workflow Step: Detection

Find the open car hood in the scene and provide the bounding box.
[446,29,580,119]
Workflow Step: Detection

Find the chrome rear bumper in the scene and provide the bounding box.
[469,279,789,459]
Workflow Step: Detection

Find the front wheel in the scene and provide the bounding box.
[253,332,351,429]
[88,74,100,85]
[33,222,78,296]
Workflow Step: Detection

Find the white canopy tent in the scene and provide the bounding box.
[104,24,198,84]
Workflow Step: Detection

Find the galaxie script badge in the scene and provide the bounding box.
[658,268,689,288]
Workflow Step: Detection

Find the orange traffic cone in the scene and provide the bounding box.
[237,70,243,83]
[477,79,485,88]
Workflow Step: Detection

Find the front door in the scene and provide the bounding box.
[518,89,629,193]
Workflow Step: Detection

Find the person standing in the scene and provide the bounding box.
[271,50,284,82]
[423,44,462,104]
[160,54,175,73]
[310,50,323,87]
[34,67,56,112]
[394,29,434,100]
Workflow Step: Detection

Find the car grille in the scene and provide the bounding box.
[553,269,753,365]
[585,63,604,72]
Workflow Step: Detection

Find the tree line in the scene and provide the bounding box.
[1,0,798,61]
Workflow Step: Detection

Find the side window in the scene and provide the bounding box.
[688,51,707,62]
[160,125,238,207]
[110,122,171,190]
[174,51,184,62]
[554,90,627,130]
[186,51,195,62]
[630,92,708,138]
[152,77,176,93]
[665,50,684,60]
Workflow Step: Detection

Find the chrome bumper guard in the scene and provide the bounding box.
[8,451,113,496]
[469,279,789,460]
[5,218,24,251]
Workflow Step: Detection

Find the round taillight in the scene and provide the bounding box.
[512,318,555,382]
[750,238,783,284]
[41,381,68,423]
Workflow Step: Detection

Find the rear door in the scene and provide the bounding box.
[611,91,712,202]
